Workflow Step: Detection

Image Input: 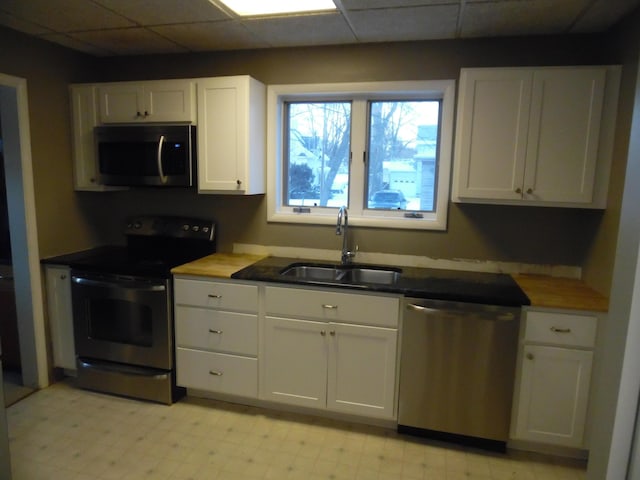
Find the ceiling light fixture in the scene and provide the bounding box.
[218,0,336,17]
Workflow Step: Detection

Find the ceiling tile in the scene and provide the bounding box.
[151,21,269,51]
[39,33,115,56]
[0,10,53,35]
[244,12,356,47]
[459,0,592,37]
[572,0,640,32]
[69,27,188,56]
[0,0,135,32]
[340,0,457,9]
[93,0,230,26]
[347,5,459,42]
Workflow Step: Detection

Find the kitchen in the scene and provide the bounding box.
[1,0,640,478]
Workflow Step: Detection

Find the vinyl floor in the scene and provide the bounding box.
[6,380,587,479]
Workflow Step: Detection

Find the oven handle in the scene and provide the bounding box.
[72,276,167,291]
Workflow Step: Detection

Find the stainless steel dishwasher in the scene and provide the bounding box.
[398,297,521,451]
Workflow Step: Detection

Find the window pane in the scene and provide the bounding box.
[285,102,351,207]
[366,100,440,211]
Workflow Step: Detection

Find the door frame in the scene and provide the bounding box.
[0,72,48,389]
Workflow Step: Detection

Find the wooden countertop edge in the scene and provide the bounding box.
[512,273,609,313]
[171,253,268,278]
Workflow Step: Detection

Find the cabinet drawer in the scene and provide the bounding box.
[524,310,598,348]
[176,348,257,398]
[265,286,399,328]
[174,279,258,311]
[175,306,257,356]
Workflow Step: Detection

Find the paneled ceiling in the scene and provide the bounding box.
[0,0,639,57]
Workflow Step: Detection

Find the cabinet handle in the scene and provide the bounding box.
[209,370,223,376]
[208,329,223,334]
[60,274,67,280]
[136,111,142,117]
[237,179,242,186]
[526,188,534,194]
[144,111,149,117]
[208,294,222,298]
[515,187,522,194]
[322,304,338,309]
[320,330,327,336]
[330,331,336,336]
[550,326,571,333]
[526,353,534,360]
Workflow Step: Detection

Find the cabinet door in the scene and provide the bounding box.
[262,316,328,409]
[143,80,195,123]
[327,323,397,419]
[45,266,76,370]
[453,69,532,200]
[70,85,100,190]
[197,76,265,194]
[514,345,593,447]
[524,68,605,203]
[98,84,145,123]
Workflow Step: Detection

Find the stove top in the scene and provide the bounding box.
[42,215,217,278]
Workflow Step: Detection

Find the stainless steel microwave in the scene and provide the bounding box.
[95,125,195,187]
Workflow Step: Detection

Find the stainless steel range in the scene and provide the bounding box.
[69,215,216,404]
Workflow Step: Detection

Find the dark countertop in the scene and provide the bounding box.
[231,256,530,307]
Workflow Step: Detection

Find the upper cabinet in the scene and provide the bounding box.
[197,76,266,195]
[70,76,266,194]
[98,79,196,124]
[452,66,620,208]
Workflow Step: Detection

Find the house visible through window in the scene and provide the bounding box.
[267,80,455,230]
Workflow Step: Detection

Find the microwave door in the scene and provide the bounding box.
[96,125,194,187]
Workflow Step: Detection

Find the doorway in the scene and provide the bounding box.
[0,73,49,402]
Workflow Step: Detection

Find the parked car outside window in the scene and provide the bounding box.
[369,190,408,210]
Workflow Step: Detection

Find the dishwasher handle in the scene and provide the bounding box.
[406,301,519,322]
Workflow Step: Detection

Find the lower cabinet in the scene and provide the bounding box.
[262,286,400,420]
[44,265,76,370]
[511,308,598,448]
[174,277,259,398]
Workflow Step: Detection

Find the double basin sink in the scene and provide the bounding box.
[280,263,402,286]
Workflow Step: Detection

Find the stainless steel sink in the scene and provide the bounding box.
[280,265,346,282]
[341,267,402,285]
[280,263,402,286]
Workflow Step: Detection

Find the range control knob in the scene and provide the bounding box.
[192,225,200,232]
[182,224,190,231]
[134,221,142,229]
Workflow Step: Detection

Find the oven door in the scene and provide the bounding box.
[71,272,172,370]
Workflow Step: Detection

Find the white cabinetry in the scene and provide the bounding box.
[197,76,266,194]
[452,66,619,208]
[262,286,399,419]
[174,277,258,398]
[70,84,120,191]
[511,309,598,449]
[97,80,195,124]
[44,265,75,370]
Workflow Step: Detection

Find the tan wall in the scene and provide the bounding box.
[0,26,101,258]
[582,12,640,295]
[0,25,633,296]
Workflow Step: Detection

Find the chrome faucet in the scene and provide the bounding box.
[336,206,356,265]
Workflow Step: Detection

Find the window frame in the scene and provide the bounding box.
[266,80,455,231]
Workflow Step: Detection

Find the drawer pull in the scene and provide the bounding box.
[526,353,534,360]
[208,329,223,334]
[209,370,223,376]
[330,331,336,336]
[320,330,326,336]
[322,304,338,309]
[550,326,571,333]
[208,294,222,299]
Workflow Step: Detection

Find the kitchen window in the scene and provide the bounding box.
[267,80,455,230]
